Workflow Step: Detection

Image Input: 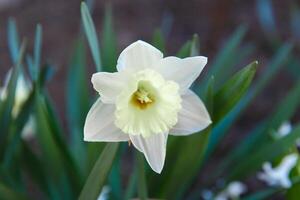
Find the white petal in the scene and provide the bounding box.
[130,133,168,173]
[117,40,163,72]
[84,98,129,142]
[91,72,127,104]
[155,56,207,93]
[170,90,211,136]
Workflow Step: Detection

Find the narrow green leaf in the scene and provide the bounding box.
[124,171,137,200]
[81,2,101,71]
[2,89,34,168]
[7,18,20,63]
[215,77,300,181]
[242,188,279,200]
[176,40,192,58]
[32,24,42,81]
[34,92,82,197]
[34,93,65,175]
[79,143,119,200]
[205,76,215,114]
[0,41,26,158]
[163,128,211,199]
[227,124,300,180]
[101,3,117,72]
[175,34,199,58]
[287,179,300,199]
[256,0,277,36]
[198,25,247,91]
[205,43,293,157]
[213,61,257,122]
[152,29,166,53]
[20,141,50,196]
[136,152,148,200]
[66,38,89,172]
[190,34,200,56]
[26,55,34,79]
[0,182,28,200]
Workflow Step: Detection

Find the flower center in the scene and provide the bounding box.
[115,69,182,137]
[131,81,155,109]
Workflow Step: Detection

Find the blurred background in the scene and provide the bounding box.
[0,0,297,150]
[0,0,300,199]
[0,0,299,122]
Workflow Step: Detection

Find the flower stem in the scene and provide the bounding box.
[136,151,148,200]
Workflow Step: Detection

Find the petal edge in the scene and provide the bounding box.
[170,90,211,136]
[84,99,129,142]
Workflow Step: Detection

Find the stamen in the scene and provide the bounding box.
[131,82,155,109]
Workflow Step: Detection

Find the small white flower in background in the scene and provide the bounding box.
[258,153,298,188]
[97,185,110,200]
[201,189,213,200]
[0,69,35,140]
[21,116,36,140]
[215,181,247,200]
[1,69,30,117]
[274,121,292,139]
[84,40,211,173]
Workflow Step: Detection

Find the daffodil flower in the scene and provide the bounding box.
[84,40,211,173]
[0,69,35,140]
[258,153,298,188]
[215,181,247,200]
[0,70,30,117]
[273,121,292,139]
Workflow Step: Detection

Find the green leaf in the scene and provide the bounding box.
[242,188,279,200]
[213,61,257,122]
[81,2,101,71]
[175,34,199,58]
[7,18,20,63]
[0,41,26,158]
[162,128,211,199]
[2,89,34,168]
[101,3,117,72]
[124,171,137,200]
[205,43,293,157]
[0,182,28,200]
[198,25,247,92]
[215,78,300,181]
[190,34,200,56]
[227,124,300,180]
[176,40,192,58]
[79,143,119,200]
[287,182,300,199]
[20,141,50,196]
[34,94,66,174]
[34,92,82,198]
[151,29,166,53]
[136,151,148,200]
[30,24,42,81]
[66,38,89,173]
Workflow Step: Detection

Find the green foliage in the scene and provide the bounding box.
[101,3,117,72]
[152,29,166,53]
[79,143,119,200]
[81,2,101,71]
[1,3,300,200]
[213,61,257,123]
[136,152,148,200]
